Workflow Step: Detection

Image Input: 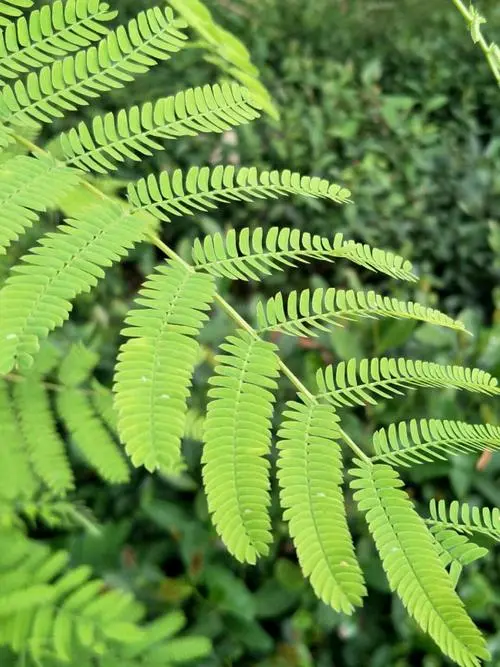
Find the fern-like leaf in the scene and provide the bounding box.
[0,201,150,374]
[0,531,142,663]
[192,227,416,282]
[316,358,500,408]
[0,6,187,126]
[0,0,116,81]
[56,389,129,483]
[351,461,489,667]
[114,262,215,472]
[431,524,487,585]
[203,329,279,564]
[90,379,117,433]
[0,154,80,254]
[277,400,366,613]
[0,0,32,28]
[256,288,464,337]
[128,166,352,222]
[0,381,37,500]
[57,83,260,173]
[427,499,500,542]
[372,419,500,467]
[13,375,73,495]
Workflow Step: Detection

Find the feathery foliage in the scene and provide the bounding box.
[0,0,498,665]
[0,6,188,126]
[351,462,490,667]
[0,154,80,254]
[128,166,352,222]
[373,419,500,467]
[316,357,500,408]
[203,330,279,564]
[0,0,116,81]
[256,288,466,336]
[428,499,500,542]
[115,261,215,473]
[277,400,366,614]
[57,83,261,173]
[192,228,417,282]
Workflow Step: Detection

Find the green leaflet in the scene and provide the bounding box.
[316,357,500,408]
[192,227,416,282]
[57,83,261,173]
[114,261,216,473]
[0,0,116,81]
[372,419,500,467]
[351,461,489,667]
[0,154,81,254]
[128,166,352,222]
[256,287,465,336]
[203,329,279,564]
[0,6,188,126]
[0,201,149,374]
[277,400,366,614]
[427,499,500,542]
[0,0,32,28]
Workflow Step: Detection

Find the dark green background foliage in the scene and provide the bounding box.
[15,0,500,665]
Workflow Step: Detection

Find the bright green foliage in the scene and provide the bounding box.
[0,0,116,81]
[128,166,352,222]
[0,154,80,254]
[431,524,487,586]
[0,0,32,28]
[0,528,211,665]
[192,228,417,282]
[0,201,149,374]
[203,330,279,564]
[256,288,465,337]
[57,389,130,483]
[0,1,498,665]
[57,345,129,484]
[316,357,500,408]
[115,262,215,473]
[277,401,366,614]
[57,83,261,173]
[13,366,75,495]
[351,462,490,667]
[428,499,500,542]
[0,6,188,126]
[0,381,37,500]
[166,0,279,118]
[372,419,500,467]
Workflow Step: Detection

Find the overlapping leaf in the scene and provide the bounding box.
[351,461,489,667]
[0,201,150,374]
[278,400,366,613]
[0,154,80,254]
[0,6,187,126]
[0,0,116,81]
[203,329,279,564]
[114,261,215,472]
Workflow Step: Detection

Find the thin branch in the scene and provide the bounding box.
[451,0,500,85]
